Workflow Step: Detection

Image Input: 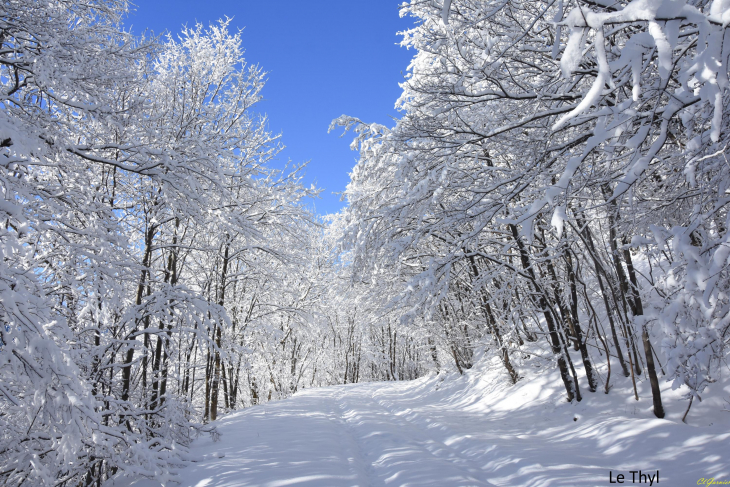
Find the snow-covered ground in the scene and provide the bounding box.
[131,357,730,487]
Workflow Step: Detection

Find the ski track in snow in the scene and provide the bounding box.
[131,366,729,487]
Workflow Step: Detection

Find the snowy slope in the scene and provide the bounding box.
[129,357,730,487]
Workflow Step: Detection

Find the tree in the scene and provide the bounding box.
[333,0,730,418]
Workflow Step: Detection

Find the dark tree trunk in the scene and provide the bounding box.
[122,224,155,403]
[468,256,519,384]
[623,244,665,418]
[562,245,598,392]
[574,213,631,379]
[509,224,577,401]
[210,237,231,421]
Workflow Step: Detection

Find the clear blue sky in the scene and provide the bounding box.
[126,1,415,216]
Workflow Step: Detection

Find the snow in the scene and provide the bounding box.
[442,0,452,25]
[129,357,730,487]
[648,21,672,81]
[554,29,610,130]
[710,0,730,26]
[550,205,567,238]
[6,0,730,484]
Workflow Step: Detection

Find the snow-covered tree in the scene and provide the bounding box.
[334,0,730,419]
[0,4,321,484]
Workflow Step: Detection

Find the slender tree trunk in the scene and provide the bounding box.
[510,224,577,401]
[428,336,440,372]
[222,364,230,410]
[122,225,155,403]
[623,245,665,418]
[563,247,598,391]
[210,237,231,421]
[574,213,631,378]
[204,342,212,421]
[469,256,519,383]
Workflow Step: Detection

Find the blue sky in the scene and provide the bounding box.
[126,1,415,216]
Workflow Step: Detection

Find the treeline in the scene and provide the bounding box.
[333,0,730,422]
[0,2,416,485]
[2,0,729,484]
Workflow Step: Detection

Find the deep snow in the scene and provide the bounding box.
[130,356,730,487]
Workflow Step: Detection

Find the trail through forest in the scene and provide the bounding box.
[4,1,730,484]
[131,360,730,487]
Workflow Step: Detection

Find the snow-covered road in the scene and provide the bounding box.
[169,382,493,487]
[131,365,729,487]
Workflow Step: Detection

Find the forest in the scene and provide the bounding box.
[1,0,729,485]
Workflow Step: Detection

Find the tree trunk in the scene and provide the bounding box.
[210,237,231,421]
[563,247,598,391]
[623,245,665,418]
[509,224,576,401]
[122,224,155,403]
[574,213,631,378]
[468,256,519,383]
